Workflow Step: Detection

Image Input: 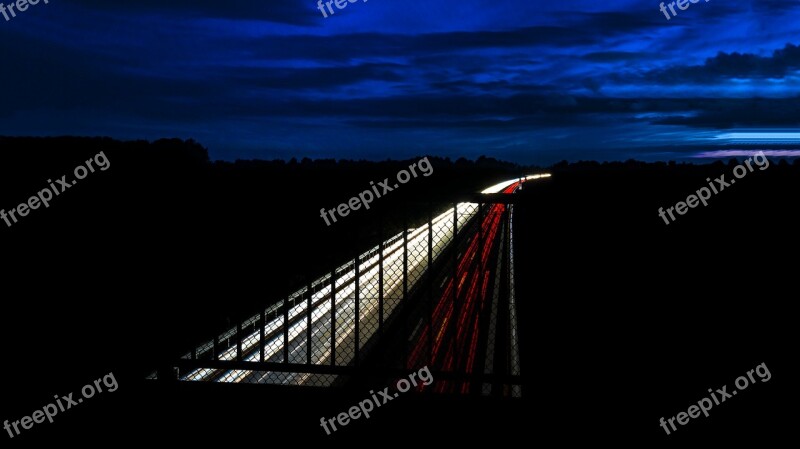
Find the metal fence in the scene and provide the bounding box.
[154,191,525,397]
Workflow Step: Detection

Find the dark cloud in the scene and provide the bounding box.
[652,97,800,128]
[223,64,407,90]
[67,0,318,25]
[643,44,800,83]
[3,0,800,161]
[581,51,647,62]
[245,14,666,63]
[753,0,800,14]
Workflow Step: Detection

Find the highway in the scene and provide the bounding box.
[181,175,549,385]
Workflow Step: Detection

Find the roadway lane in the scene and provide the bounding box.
[181,175,549,385]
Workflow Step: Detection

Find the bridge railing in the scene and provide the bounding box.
[153,193,526,397]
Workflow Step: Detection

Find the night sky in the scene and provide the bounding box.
[2,0,800,163]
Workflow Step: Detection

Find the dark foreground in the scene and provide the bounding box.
[1,138,797,445]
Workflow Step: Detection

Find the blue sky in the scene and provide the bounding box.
[2,0,800,163]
